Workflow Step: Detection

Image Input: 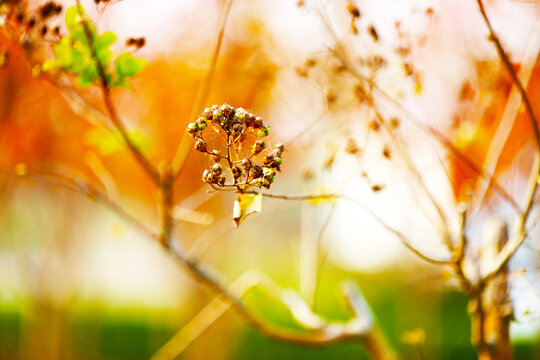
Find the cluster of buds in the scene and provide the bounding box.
[187,104,284,191]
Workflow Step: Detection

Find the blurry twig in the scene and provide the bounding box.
[170,0,235,177]
[0,168,156,241]
[315,0,520,213]
[152,270,394,360]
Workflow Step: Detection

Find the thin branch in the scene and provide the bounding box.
[244,189,450,265]
[476,0,540,283]
[75,2,161,186]
[0,168,156,241]
[152,270,394,360]
[375,110,453,252]
[170,0,235,177]
[476,0,540,151]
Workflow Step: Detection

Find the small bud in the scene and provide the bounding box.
[213,109,222,119]
[220,104,233,117]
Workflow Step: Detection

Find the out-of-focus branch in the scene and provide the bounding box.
[375,110,453,252]
[0,168,156,241]
[152,270,396,360]
[315,1,520,213]
[475,0,540,284]
[75,2,162,186]
[170,0,235,177]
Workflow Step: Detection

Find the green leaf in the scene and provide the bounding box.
[65,5,84,31]
[115,53,147,78]
[233,193,262,227]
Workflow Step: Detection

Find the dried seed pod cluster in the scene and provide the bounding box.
[187,104,284,191]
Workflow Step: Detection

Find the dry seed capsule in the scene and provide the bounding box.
[211,163,223,176]
[196,117,207,130]
[252,140,266,155]
[251,165,263,179]
[203,108,213,120]
[186,123,199,136]
[274,143,285,156]
[194,139,208,152]
[202,169,210,182]
[242,158,252,171]
[217,175,226,187]
[232,165,242,179]
[252,116,263,129]
[257,126,269,137]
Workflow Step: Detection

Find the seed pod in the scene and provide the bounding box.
[257,126,270,137]
[274,143,285,156]
[263,153,274,167]
[196,117,207,130]
[251,165,263,179]
[235,108,246,121]
[262,178,271,188]
[220,104,233,117]
[211,163,223,176]
[203,108,213,120]
[347,3,360,17]
[202,169,210,182]
[232,165,242,179]
[194,139,208,152]
[187,123,199,136]
[242,158,252,171]
[252,117,263,129]
[217,175,226,187]
[252,140,266,155]
[233,123,243,135]
[207,173,218,184]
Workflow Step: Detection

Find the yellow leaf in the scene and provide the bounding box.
[233,193,262,227]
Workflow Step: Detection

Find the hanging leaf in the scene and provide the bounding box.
[233,193,262,227]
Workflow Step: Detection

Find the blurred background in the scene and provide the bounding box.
[1,0,540,359]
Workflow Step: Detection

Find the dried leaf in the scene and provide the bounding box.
[233,193,262,227]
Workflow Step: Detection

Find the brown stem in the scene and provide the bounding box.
[76,2,161,186]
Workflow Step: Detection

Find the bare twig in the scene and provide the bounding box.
[170,0,235,177]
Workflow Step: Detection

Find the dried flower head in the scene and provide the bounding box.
[187,104,284,192]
